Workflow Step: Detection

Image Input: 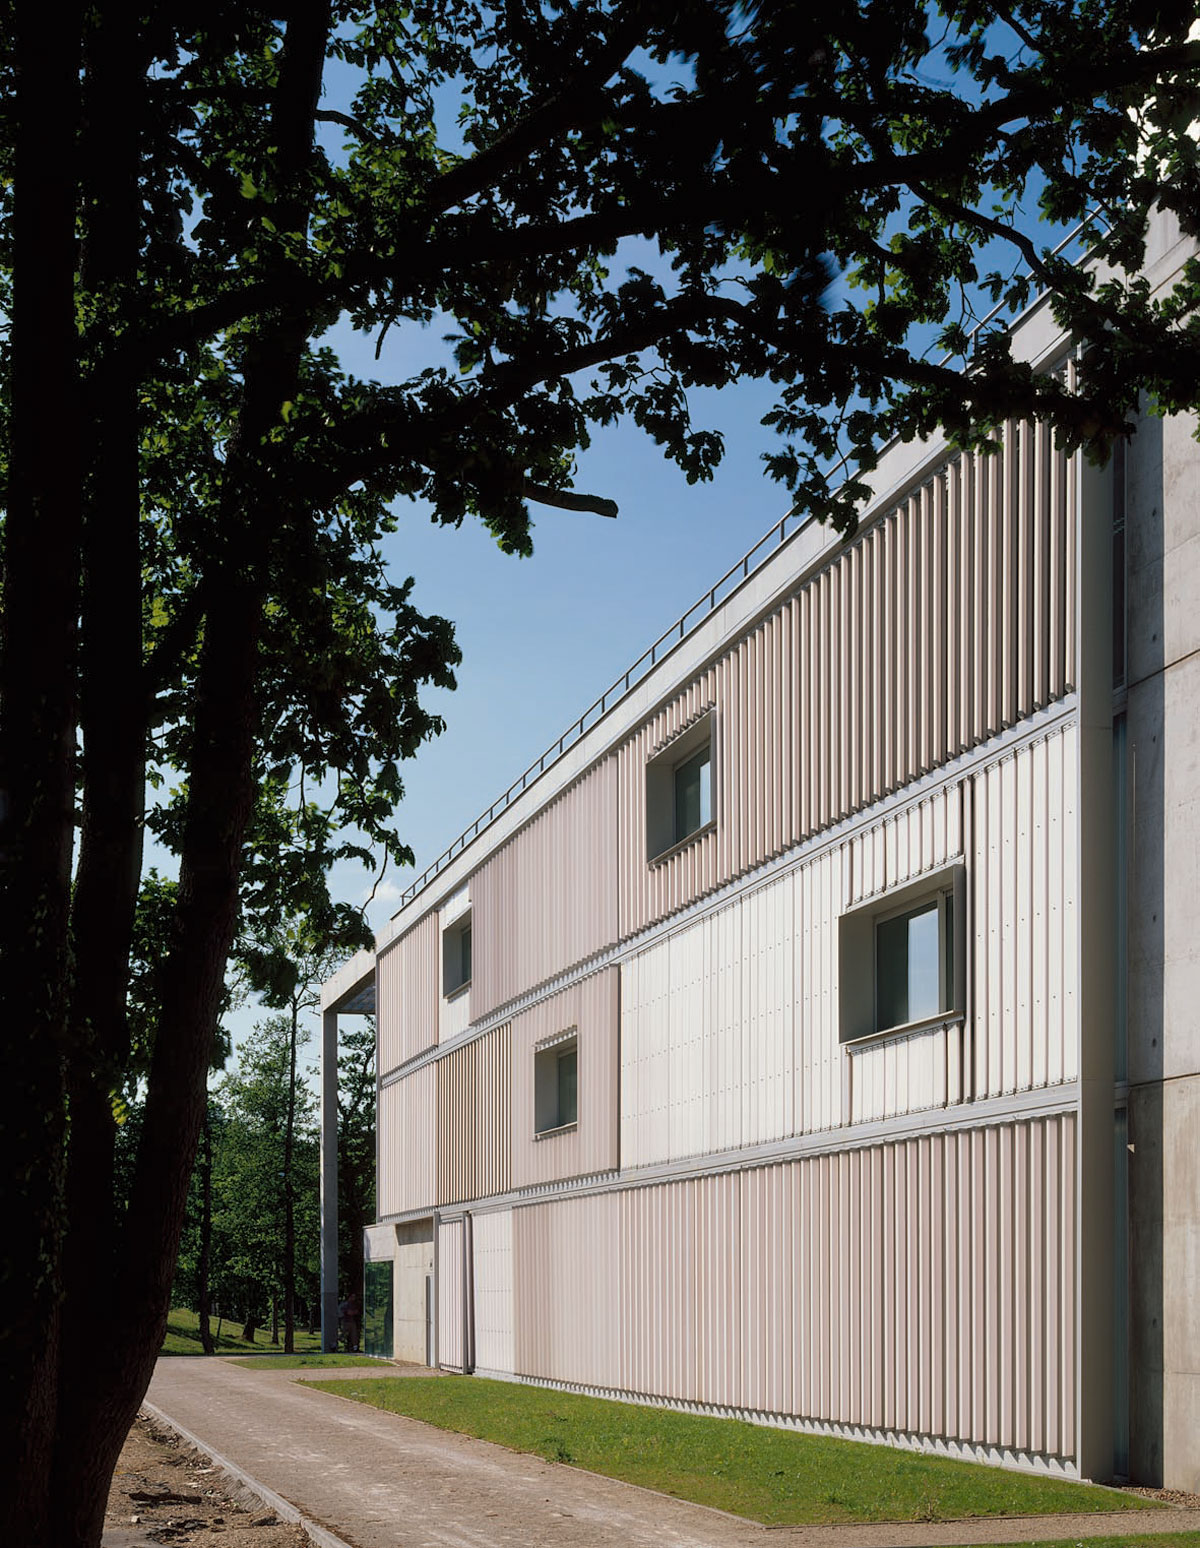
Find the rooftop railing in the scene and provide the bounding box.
[390,492,816,916]
[389,215,1102,919]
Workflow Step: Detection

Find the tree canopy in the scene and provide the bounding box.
[3,3,1200,1544]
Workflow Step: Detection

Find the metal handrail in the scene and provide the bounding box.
[389,491,825,916]
[390,212,1107,919]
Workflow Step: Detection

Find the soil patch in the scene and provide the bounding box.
[104,1414,312,1548]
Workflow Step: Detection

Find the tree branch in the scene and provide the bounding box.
[314,108,385,146]
[427,4,651,214]
[524,480,618,518]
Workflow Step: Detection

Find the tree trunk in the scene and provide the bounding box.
[197,1110,215,1356]
[0,4,84,1544]
[242,1318,257,1345]
[50,10,150,1539]
[0,8,333,1542]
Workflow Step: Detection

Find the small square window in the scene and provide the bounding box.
[535,1032,578,1135]
[674,745,712,844]
[838,864,964,1044]
[443,912,472,998]
[646,711,715,861]
[875,893,953,1032]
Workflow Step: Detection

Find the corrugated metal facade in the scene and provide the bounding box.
[970,727,1079,1099]
[621,724,1078,1159]
[513,1193,621,1389]
[436,1025,512,1205]
[617,670,723,936]
[437,1217,464,1370]
[439,984,471,1044]
[511,968,619,1188]
[472,1209,514,1373]
[512,1112,1077,1461]
[378,1065,435,1218]
[619,424,1076,937]
[367,414,1088,1470]
[472,759,619,1020]
[850,725,1078,1119]
[377,914,439,1075]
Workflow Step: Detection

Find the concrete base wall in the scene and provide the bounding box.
[1125,402,1200,1490]
[394,1219,434,1365]
[1129,1076,1200,1489]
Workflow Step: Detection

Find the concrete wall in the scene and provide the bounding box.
[393,1219,434,1365]
[1126,405,1200,1490]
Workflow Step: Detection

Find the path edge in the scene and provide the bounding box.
[140,1399,353,1548]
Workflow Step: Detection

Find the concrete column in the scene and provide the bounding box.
[320,1007,339,1352]
[1076,445,1116,1481]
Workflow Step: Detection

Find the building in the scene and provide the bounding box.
[320,211,1200,1489]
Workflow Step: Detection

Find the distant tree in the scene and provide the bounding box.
[212,1016,320,1346]
[5,6,1200,1544]
[235,928,346,1352]
[171,1096,227,1355]
[337,1019,378,1309]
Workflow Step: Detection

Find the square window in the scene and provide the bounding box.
[534,1032,578,1135]
[875,894,952,1031]
[442,912,471,998]
[646,711,715,861]
[674,745,712,844]
[838,864,964,1044]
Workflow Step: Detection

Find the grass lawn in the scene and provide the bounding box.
[233,1354,381,1369]
[308,1374,1163,1527]
[948,1540,1200,1548]
[160,1307,324,1357]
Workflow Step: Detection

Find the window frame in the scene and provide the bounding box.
[533,1029,579,1138]
[442,910,472,1000]
[646,710,715,863]
[838,862,965,1046]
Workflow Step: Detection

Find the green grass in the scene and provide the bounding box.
[159,1307,324,1357]
[307,1375,1163,1527]
[946,1539,1200,1548]
[233,1353,381,1369]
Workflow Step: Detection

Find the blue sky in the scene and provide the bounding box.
[333,344,793,929]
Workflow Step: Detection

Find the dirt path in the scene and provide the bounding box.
[103,1413,309,1548]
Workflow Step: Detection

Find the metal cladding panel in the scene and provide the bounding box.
[846,784,965,1124]
[440,986,471,1044]
[378,1065,435,1217]
[377,912,439,1075]
[437,1218,464,1370]
[622,726,1076,1150]
[618,425,1076,938]
[511,968,619,1188]
[794,847,842,1136]
[971,724,1079,1101]
[507,1113,1077,1463]
[621,863,836,1170]
[618,670,722,938]
[472,758,618,1019]
[435,1024,512,1206]
[513,1193,620,1388]
[472,1209,514,1374]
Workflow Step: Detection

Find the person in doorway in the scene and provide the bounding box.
[339,1290,361,1352]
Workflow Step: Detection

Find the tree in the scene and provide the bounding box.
[3,5,1200,1544]
[210,1017,321,1348]
[234,925,347,1352]
[337,1019,378,1313]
